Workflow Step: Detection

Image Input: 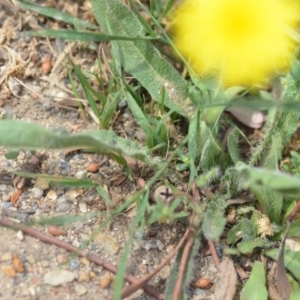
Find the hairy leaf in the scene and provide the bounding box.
[91,0,196,117]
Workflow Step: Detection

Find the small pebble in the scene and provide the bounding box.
[78,271,90,282]
[16,230,24,241]
[47,190,57,200]
[31,187,43,198]
[194,277,212,289]
[74,170,87,179]
[1,202,12,209]
[42,102,53,111]
[156,240,164,251]
[47,225,66,236]
[99,272,113,289]
[41,55,52,74]
[44,269,75,286]
[141,241,155,251]
[41,260,50,268]
[118,98,127,109]
[65,189,84,200]
[75,284,87,296]
[1,252,12,262]
[26,255,35,264]
[80,258,90,266]
[86,162,101,173]
[70,260,79,269]
[29,286,36,296]
[0,184,7,191]
[79,202,87,213]
[2,194,10,202]
[54,91,68,102]
[34,177,49,190]
[72,239,81,248]
[56,254,68,264]
[56,197,72,212]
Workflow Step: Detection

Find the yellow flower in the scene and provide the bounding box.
[171,0,300,87]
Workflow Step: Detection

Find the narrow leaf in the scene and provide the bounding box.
[17,0,98,29]
[23,29,154,42]
[241,261,268,300]
[0,121,154,165]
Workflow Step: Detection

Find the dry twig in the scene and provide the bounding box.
[0,216,163,299]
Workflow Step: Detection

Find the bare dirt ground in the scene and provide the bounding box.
[0,1,238,299]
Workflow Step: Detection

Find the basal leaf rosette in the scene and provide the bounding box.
[171,0,300,87]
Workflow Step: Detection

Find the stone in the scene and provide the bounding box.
[47,190,57,200]
[79,202,87,213]
[16,230,24,241]
[31,187,43,198]
[44,270,75,286]
[1,252,12,262]
[74,170,87,179]
[75,284,87,296]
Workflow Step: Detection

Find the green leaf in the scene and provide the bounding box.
[23,29,154,42]
[202,197,227,241]
[227,128,240,164]
[196,166,220,188]
[91,0,196,118]
[238,165,300,195]
[249,73,300,167]
[113,191,149,300]
[5,149,20,159]
[0,120,154,165]
[100,91,121,129]
[13,172,96,188]
[237,238,272,254]
[16,0,98,29]
[28,212,103,226]
[288,219,300,238]
[266,248,300,281]
[241,261,268,300]
[227,218,256,245]
[67,56,101,120]
[199,121,221,172]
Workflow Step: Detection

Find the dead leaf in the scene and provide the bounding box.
[2,265,16,277]
[235,265,249,280]
[11,186,25,206]
[12,255,25,273]
[268,263,281,300]
[277,231,291,300]
[213,257,237,300]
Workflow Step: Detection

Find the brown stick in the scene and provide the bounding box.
[207,240,220,269]
[0,216,163,299]
[121,191,197,299]
[287,200,300,222]
[173,229,195,300]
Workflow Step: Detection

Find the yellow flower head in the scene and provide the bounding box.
[171,0,300,87]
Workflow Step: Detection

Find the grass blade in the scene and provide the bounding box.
[16,0,98,29]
